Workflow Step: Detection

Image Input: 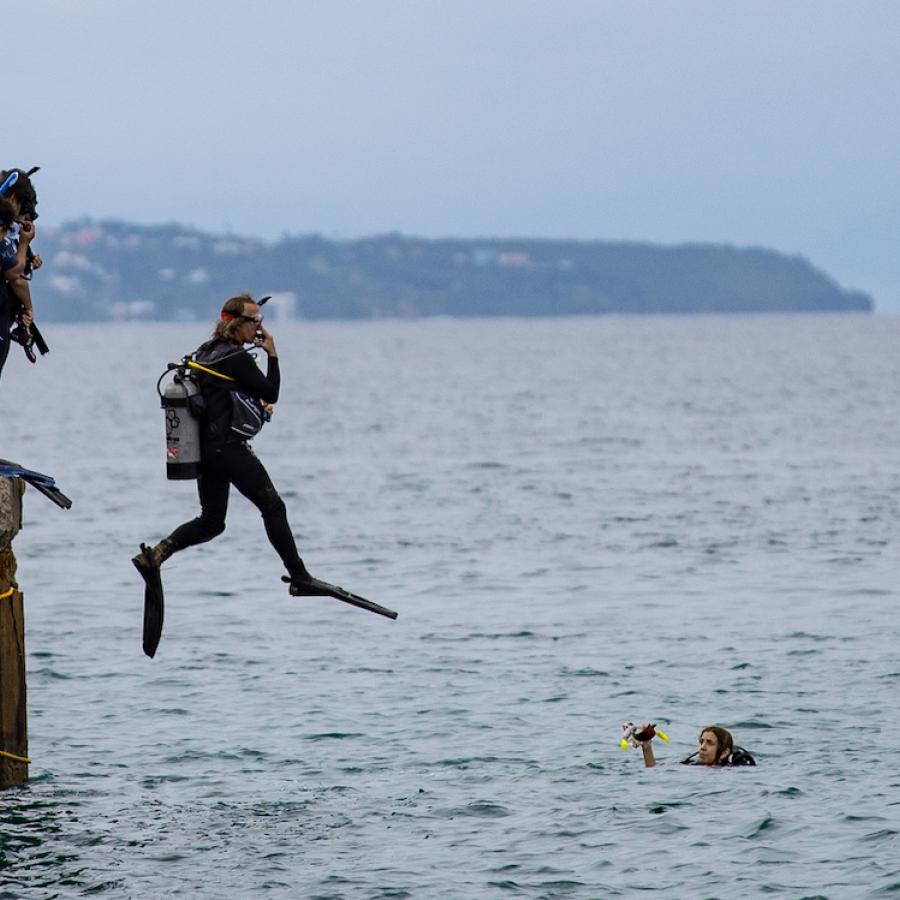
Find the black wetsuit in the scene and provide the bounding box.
[163,339,308,582]
[0,281,15,381]
[681,749,757,767]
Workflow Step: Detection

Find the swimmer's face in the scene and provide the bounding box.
[697,730,719,765]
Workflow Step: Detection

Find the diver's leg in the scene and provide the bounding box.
[159,452,231,555]
[132,454,230,613]
[134,450,230,574]
[224,443,311,583]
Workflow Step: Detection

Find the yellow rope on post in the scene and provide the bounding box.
[0,749,30,764]
[0,587,13,600]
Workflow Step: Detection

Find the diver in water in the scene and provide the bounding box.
[134,293,316,593]
[628,723,756,768]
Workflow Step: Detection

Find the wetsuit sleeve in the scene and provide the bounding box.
[265,355,280,402]
[227,351,280,403]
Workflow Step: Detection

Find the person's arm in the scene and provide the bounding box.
[6,220,34,280]
[4,273,33,318]
[254,326,280,402]
[1,229,34,321]
[227,345,280,403]
[640,740,657,768]
[1,249,33,321]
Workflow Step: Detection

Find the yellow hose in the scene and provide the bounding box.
[187,361,235,382]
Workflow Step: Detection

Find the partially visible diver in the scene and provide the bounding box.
[0,167,47,381]
[626,722,756,768]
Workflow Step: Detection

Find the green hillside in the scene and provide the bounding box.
[30,221,872,322]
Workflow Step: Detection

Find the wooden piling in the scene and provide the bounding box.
[0,476,28,790]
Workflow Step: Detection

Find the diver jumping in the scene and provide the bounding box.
[134,292,396,657]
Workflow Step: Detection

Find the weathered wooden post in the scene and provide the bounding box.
[0,475,29,790]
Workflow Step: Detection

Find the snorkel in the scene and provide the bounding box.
[620,722,670,750]
[254,295,270,345]
[0,171,18,197]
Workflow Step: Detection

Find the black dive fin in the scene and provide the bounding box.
[142,583,164,658]
[28,480,72,509]
[133,544,165,657]
[282,576,398,620]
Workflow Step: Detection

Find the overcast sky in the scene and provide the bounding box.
[15,1,900,308]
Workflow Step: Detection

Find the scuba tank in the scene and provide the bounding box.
[157,360,202,480]
[155,339,264,480]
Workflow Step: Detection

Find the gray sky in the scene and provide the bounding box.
[16,1,900,308]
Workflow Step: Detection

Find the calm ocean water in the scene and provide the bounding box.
[2,314,899,898]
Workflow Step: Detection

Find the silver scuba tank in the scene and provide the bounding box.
[161,368,202,480]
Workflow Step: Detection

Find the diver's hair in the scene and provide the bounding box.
[699,726,734,766]
[0,197,15,230]
[0,169,38,220]
[212,292,255,342]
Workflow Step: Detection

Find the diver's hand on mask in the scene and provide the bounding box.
[255,326,277,357]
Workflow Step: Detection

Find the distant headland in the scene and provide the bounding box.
[35,220,872,322]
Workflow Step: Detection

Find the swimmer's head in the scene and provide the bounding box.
[697,726,733,766]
